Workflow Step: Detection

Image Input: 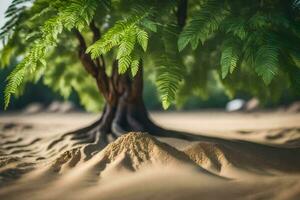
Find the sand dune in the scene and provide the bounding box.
[0,112,300,199]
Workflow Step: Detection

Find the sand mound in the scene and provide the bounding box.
[184,142,228,175]
[48,132,210,181]
[50,147,82,173]
[101,132,198,170]
[183,141,300,178]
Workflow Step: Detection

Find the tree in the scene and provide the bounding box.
[1,0,300,140]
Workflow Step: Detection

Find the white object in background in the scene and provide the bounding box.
[226,99,245,112]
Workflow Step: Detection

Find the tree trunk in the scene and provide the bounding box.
[66,61,191,147]
[95,63,160,137]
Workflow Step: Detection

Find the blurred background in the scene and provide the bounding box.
[0,0,299,113]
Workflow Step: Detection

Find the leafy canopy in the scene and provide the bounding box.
[1,0,300,111]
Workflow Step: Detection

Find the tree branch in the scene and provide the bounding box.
[73,29,98,77]
[90,20,106,70]
[130,60,143,100]
[177,0,188,29]
[90,20,101,41]
[74,29,110,99]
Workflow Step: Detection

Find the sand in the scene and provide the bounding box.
[0,111,300,200]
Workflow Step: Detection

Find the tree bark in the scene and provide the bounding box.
[95,62,158,137]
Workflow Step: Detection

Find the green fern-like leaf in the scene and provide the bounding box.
[157,57,184,109]
[87,12,150,58]
[221,18,247,40]
[137,28,148,51]
[178,0,228,51]
[87,10,151,75]
[61,0,98,31]
[117,29,136,59]
[4,41,47,108]
[4,63,26,109]
[86,22,128,58]
[130,59,140,76]
[141,19,157,32]
[118,55,132,74]
[156,25,184,109]
[220,37,241,78]
[254,45,280,84]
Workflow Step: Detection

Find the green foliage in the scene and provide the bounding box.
[220,37,241,79]
[0,0,32,42]
[86,9,153,75]
[3,0,100,109]
[1,0,300,111]
[178,0,228,51]
[4,63,26,109]
[179,0,300,93]
[4,40,48,108]
[60,0,101,31]
[155,25,184,109]
[156,56,184,109]
[137,29,148,52]
[254,45,280,84]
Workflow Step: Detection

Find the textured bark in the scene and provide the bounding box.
[85,64,194,141]
[94,64,158,137]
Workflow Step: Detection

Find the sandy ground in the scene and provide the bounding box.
[0,111,300,200]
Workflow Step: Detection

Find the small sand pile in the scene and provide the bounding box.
[184,142,228,174]
[101,132,196,170]
[183,140,300,179]
[51,147,82,172]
